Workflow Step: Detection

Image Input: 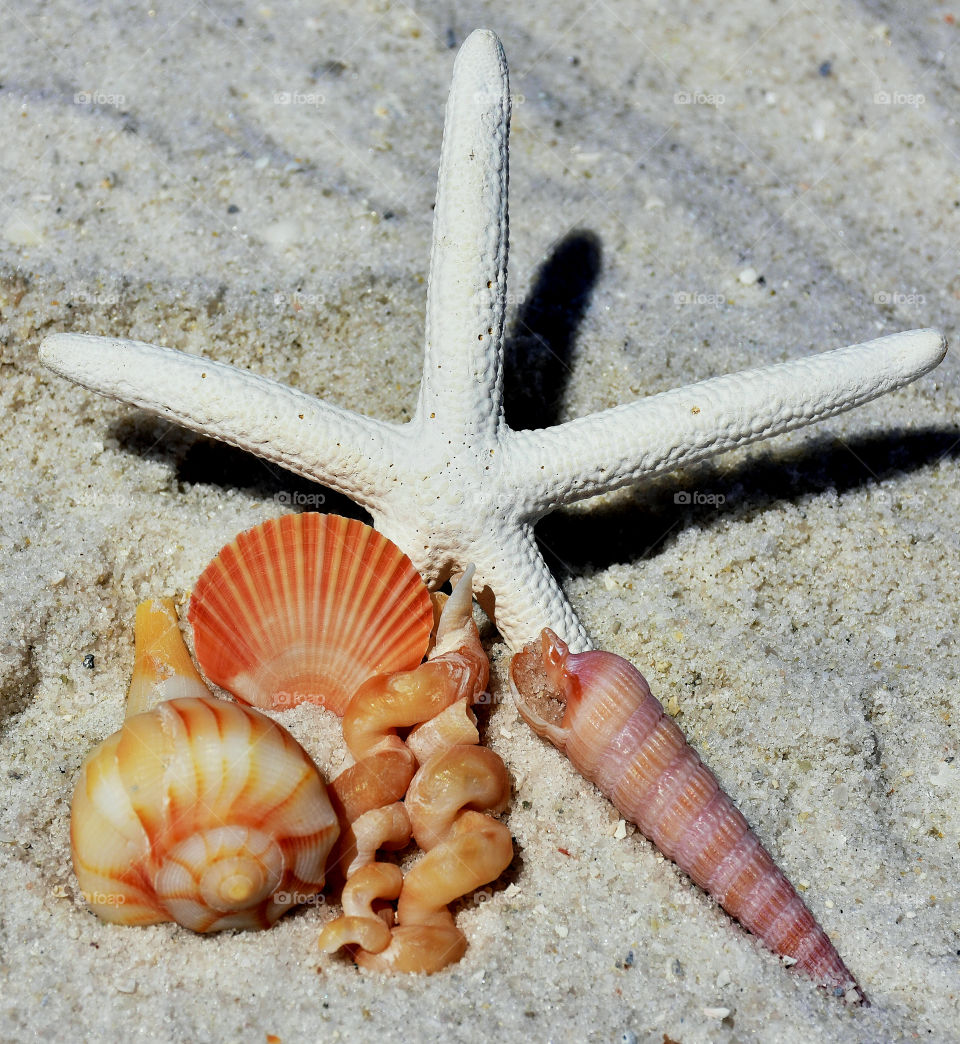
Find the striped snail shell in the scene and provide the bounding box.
[71,599,339,932]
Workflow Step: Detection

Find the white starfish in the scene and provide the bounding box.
[40,30,946,653]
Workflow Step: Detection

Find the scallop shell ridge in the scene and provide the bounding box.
[188,513,433,715]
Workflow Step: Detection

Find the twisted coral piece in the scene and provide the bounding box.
[324,569,488,875]
[510,629,864,1002]
[348,758,512,973]
[406,698,479,765]
[320,569,513,972]
[405,745,510,851]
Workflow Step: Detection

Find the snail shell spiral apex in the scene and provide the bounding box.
[126,597,210,716]
[71,696,339,932]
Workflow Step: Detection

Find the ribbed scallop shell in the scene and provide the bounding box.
[188,513,433,715]
[71,696,339,932]
[510,629,863,1001]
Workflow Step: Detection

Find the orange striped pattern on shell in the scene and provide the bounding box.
[71,696,339,932]
[188,513,433,715]
[510,629,863,1001]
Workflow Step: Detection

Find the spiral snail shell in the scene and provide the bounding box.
[510,629,864,1002]
[71,598,339,932]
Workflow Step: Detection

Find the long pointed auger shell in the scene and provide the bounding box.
[510,629,864,1003]
[188,513,434,715]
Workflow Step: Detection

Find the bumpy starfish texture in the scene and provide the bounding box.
[40,30,946,653]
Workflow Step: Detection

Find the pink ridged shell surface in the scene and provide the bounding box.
[509,629,863,1000]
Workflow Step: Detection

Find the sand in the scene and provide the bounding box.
[1,2,959,1042]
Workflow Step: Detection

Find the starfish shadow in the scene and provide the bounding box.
[106,230,605,522]
[106,416,365,521]
[534,427,960,578]
[503,229,602,431]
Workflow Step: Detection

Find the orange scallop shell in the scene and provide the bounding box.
[188,513,433,715]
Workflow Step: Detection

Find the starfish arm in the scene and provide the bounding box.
[470,525,593,653]
[508,328,947,512]
[415,28,510,441]
[38,333,401,508]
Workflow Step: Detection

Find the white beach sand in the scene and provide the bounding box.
[1,2,959,1041]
